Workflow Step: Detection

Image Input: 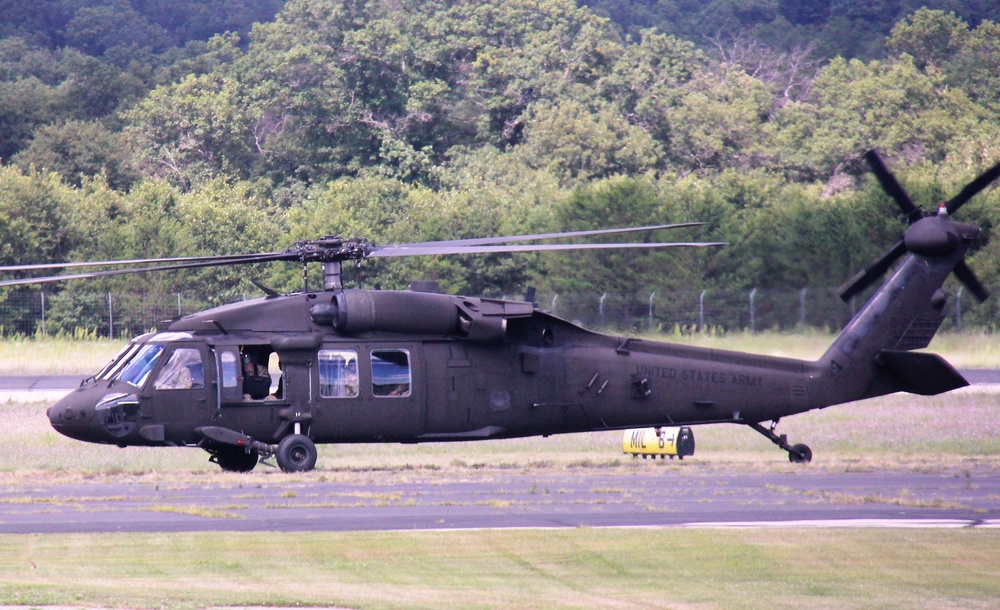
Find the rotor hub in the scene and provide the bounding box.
[288,236,377,264]
[904,215,963,257]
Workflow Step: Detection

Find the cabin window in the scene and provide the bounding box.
[153,348,205,390]
[220,351,238,389]
[319,349,359,398]
[372,349,411,397]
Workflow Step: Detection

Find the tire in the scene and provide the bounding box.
[276,434,318,472]
[788,443,812,464]
[213,447,259,473]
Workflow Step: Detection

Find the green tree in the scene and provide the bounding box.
[13,120,138,189]
[664,69,774,172]
[0,165,76,266]
[887,8,969,71]
[541,176,695,296]
[208,0,629,185]
[511,98,661,186]
[124,59,253,188]
[599,30,704,142]
[771,54,991,179]
[0,76,61,161]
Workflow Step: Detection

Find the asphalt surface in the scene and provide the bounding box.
[2,372,999,534]
[1,466,998,534]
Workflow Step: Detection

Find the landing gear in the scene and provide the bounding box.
[209,446,259,473]
[788,443,812,464]
[275,434,318,472]
[747,420,812,463]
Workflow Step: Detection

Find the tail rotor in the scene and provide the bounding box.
[837,150,1000,303]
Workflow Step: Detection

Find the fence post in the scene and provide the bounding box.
[799,288,807,328]
[177,293,182,316]
[749,288,757,333]
[599,293,607,326]
[648,292,655,330]
[40,291,46,338]
[698,290,706,333]
[551,294,558,314]
[108,292,113,339]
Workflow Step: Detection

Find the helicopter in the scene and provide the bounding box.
[3,150,999,473]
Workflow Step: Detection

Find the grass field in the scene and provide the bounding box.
[1,334,999,609]
[2,529,999,610]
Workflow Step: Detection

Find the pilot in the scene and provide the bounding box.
[153,349,204,390]
[242,353,271,400]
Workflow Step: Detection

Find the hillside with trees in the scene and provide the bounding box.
[2,0,1000,335]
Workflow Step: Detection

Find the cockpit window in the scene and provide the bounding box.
[154,348,205,390]
[114,344,164,387]
[97,343,141,381]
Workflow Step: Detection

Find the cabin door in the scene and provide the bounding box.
[314,344,424,439]
[423,342,474,433]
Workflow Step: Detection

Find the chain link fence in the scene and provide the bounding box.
[0,286,971,340]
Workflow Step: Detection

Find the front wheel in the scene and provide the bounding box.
[276,434,318,472]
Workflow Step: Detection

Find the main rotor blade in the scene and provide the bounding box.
[865,150,923,223]
[0,253,292,288]
[953,260,991,302]
[372,241,727,258]
[391,223,707,248]
[944,160,1000,215]
[838,239,908,301]
[0,252,282,273]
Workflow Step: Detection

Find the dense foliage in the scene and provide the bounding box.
[3,0,1000,333]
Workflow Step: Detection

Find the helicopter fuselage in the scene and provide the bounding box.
[47,289,834,451]
[46,236,972,472]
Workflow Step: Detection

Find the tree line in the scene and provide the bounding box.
[3,0,1000,334]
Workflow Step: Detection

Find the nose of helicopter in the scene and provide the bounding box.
[47,391,105,443]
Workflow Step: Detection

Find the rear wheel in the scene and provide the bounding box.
[276,434,318,472]
[212,447,259,473]
[788,443,812,463]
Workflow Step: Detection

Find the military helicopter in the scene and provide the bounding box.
[4,150,999,473]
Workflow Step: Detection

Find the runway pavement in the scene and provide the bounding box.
[1,464,999,534]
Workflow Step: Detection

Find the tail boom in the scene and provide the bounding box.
[814,250,968,406]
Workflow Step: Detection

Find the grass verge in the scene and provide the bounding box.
[1,529,999,609]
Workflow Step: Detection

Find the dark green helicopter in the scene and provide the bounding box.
[3,151,998,473]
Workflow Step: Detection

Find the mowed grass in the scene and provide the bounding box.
[2,529,1000,610]
[2,334,1000,609]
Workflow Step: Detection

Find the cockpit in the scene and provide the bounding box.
[92,332,200,389]
[48,332,209,445]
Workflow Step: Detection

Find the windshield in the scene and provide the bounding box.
[96,343,141,381]
[113,344,165,388]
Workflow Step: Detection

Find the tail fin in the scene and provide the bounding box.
[818,248,969,402]
[815,151,999,404]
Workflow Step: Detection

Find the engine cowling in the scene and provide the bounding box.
[309,289,532,342]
